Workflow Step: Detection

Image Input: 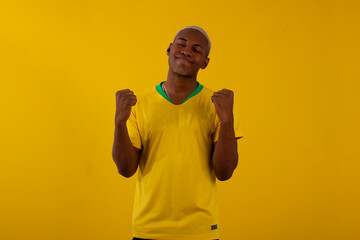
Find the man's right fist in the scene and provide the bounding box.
[115,89,137,126]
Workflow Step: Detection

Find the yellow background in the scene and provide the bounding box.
[1,0,359,239]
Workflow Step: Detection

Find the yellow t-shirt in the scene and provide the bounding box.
[126,81,243,240]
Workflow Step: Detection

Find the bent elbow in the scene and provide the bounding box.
[118,168,136,178]
[217,175,230,181]
[216,171,233,181]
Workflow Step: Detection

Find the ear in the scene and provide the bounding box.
[200,57,210,69]
[167,43,172,56]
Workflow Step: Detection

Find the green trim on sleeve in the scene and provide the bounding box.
[155,81,203,104]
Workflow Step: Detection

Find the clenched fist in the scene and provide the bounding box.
[115,89,137,126]
[211,89,234,123]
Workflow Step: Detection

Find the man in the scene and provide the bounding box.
[112,26,243,240]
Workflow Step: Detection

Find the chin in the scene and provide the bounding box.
[173,67,192,77]
[175,71,189,76]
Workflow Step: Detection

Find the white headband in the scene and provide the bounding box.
[174,25,211,55]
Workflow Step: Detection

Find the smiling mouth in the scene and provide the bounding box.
[175,57,193,64]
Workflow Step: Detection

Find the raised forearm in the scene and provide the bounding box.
[112,123,139,177]
[212,121,238,181]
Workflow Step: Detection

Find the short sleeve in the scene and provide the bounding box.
[212,111,244,143]
[126,105,142,149]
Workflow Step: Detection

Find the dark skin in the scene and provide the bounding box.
[164,28,210,104]
[113,28,240,181]
[165,28,239,181]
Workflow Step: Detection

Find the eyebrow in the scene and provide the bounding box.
[177,37,204,49]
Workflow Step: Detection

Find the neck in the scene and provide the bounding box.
[165,69,198,96]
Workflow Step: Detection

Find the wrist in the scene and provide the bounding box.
[220,114,234,124]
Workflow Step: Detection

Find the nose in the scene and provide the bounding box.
[180,45,192,57]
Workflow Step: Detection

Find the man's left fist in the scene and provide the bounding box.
[211,89,234,123]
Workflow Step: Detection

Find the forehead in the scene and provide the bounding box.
[174,29,208,46]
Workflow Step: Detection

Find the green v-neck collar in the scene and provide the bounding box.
[155,81,203,104]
